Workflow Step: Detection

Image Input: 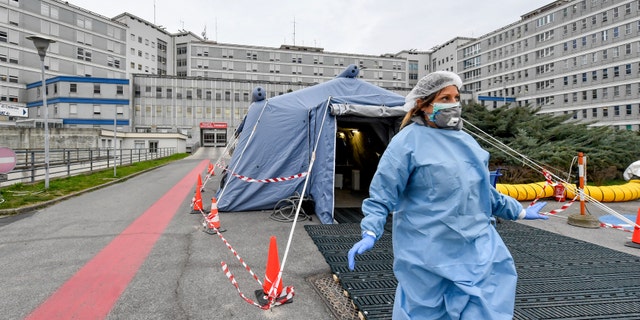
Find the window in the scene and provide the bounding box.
[93,84,100,94]
[93,105,101,115]
[116,85,123,95]
[70,83,77,93]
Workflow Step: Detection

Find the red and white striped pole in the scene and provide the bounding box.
[578,152,586,215]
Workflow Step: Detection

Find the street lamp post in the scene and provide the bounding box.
[114,108,117,177]
[27,34,56,190]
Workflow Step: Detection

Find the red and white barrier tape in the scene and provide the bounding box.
[529,170,553,207]
[221,261,267,309]
[527,170,579,216]
[205,223,263,285]
[216,163,307,183]
[600,222,633,233]
[544,195,578,216]
[206,222,295,309]
[221,261,294,310]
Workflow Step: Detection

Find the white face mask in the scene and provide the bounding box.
[428,102,462,130]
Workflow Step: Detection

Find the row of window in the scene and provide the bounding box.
[564,21,640,51]
[484,41,639,86]
[562,62,638,85]
[196,47,405,70]
[570,103,640,120]
[39,83,125,96]
[487,0,640,46]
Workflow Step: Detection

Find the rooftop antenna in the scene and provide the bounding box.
[153,0,156,24]
[215,17,218,41]
[292,17,296,46]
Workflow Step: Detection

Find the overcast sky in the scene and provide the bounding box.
[68,0,554,55]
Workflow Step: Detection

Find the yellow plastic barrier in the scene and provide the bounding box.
[495,180,640,202]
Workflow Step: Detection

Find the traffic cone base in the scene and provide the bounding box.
[254,235,293,306]
[254,288,292,306]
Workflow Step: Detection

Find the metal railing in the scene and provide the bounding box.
[0,147,176,188]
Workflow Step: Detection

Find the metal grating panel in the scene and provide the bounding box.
[306,217,640,320]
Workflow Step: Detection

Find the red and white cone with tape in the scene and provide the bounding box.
[190,184,203,214]
[203,197,226,234]
[197,173,204,192]
[255,236,293,306]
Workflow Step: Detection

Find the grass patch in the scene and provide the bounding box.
[0,153,189,212]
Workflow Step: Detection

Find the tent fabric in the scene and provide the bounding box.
[216,65,406,224]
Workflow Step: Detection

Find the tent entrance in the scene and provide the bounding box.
[335,116,400,195]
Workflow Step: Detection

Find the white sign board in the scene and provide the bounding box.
[0,104,28,117]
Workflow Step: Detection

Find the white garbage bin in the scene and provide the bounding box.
[335,174,343,189]
[351,170,360,191]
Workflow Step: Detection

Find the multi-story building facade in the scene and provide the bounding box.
[6,0,639,151]
[396,49,431,88]
[459,0,640,130]
[132,40,412,146]
[113,13,174,76]
[431,37,475,73]
[0,0,128,127]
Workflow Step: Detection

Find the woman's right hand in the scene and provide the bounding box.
[347,234,376,271]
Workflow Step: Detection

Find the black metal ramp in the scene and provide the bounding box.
[306,210,640,320]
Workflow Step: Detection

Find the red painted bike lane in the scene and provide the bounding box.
[26,159,209,320]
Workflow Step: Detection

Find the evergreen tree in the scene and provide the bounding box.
[462,104,640,184]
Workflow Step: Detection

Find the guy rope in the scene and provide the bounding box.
[205,97,334,309]
[462,119,640,231]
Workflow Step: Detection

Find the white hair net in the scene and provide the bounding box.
[403,71,463,111]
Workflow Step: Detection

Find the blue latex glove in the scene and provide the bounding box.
[525,201,548,220]
[347,234,376,271]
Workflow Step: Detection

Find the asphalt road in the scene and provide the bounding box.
[0,147,336,320]
[2,146,640,319]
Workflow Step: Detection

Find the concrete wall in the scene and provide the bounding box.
[0,127,101,149]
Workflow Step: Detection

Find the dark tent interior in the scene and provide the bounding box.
[335,116,402,195]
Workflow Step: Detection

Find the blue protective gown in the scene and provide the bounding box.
[360,122,523,320]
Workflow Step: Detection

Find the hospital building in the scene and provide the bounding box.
[0,0,639,151]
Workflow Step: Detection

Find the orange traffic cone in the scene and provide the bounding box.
[203,197,226,234]
[197,174,203,191]
[255,236,288,306]
[208,162,215,175]
[191,185,203,214]
[625,208,640,248]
